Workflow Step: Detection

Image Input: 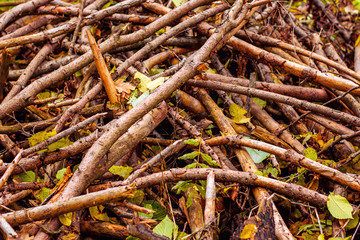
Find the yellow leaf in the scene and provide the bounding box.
[36,91,57,100]
[205,68,217,74]
[60,233,78,240]
[322,137,335,151]
[28,129,73,153]
[89,205,111,222]
[147,77,167,90]
[134,72,151,92]
[172,0,187,7]
[237,224,258,239]
[135,72,168,92]
[229,104,251,124]
[356,34,360,48]
[58,212,72,226]
[109,165,133,179]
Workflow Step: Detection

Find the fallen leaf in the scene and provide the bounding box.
[229,103,251,124]
[115,79,135,102]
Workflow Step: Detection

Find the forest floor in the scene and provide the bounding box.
[1,0,360,239]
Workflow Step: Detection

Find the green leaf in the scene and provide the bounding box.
[198,179,207,188]
[184,139,200,146]
[297,223,320,235]
[186,190,194,208]
[205,128,213,137]
[128,88,138,103]
[109,165,133,179]
[143,200,167,220]
[138,203,153,219]
[264,167,278,177]
[327,192,353,219]
[185,163,198,169]
[176,232,189,240]
[153,215,176,238]
[229,103,251,124]
[126,236,140,240]
[150,68,164,76]
[58,212,72,226]
[129,90,149,107]
[197,184,206,197]
[73,164,79,172]
[200,153,220,167]
[253,97,266,108]
[246,147,270,163]
[354,0,360,12]
[17,171,36,182]
[178,151,200,160]
[28,129,73,153]
[172,181,193,194]
[198,163,210,168]
[75,70,82,77]
[304,147,317,161]
[346,212,359,230]
[35,187,50,203]
[151,145,162,154]
[56,168,67,180]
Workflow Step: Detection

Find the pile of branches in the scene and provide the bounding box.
[0,0,360,239]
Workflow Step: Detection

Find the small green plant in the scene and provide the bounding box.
[180,138,221,167]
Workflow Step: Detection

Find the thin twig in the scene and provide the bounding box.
[0,149,23,189]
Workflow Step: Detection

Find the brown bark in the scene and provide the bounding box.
[188,79,360,127]
[0,1,359,239]
[203,72,330,102]
[80,221,129,239]
[59,0,252,201]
